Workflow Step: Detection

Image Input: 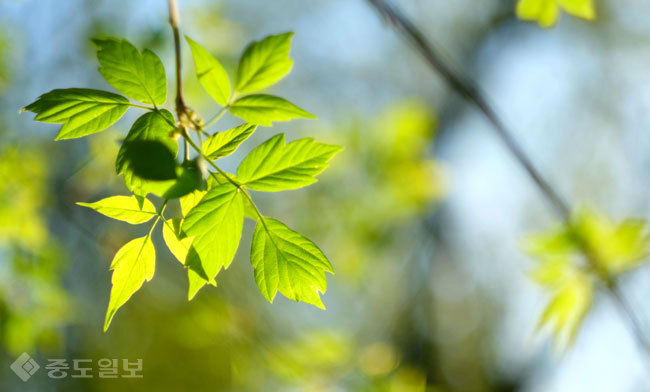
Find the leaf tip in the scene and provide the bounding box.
[103,311,115,332]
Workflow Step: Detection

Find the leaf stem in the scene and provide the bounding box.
[204,105,229,130]
[366,0,650,360]
[182,132,268,229]
[127,103,156,111]
[146,200,168,240]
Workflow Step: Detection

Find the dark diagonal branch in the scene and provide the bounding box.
[368,0,569,221]
[366,0,650,359]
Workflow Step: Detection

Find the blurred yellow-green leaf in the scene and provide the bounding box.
[516,0,595,28]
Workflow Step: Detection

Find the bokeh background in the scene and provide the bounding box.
[2,0,650,390]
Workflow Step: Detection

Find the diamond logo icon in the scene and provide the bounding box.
[10,353,40,382]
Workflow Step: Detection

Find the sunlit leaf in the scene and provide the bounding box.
[93,37,167,106]
[516,0,595,28]
[104,235,156,331]
[535,260,593,349]
[237,133,342,191]
[526,207,650,347]
[251,217,333,309]
[182,182,244,281]
[179,188,207,217]
[235,32,293,93]
[77,195,156,224]
[201,123,257,160]
[186,36,231,106]
[573,208,650,276]
[22,88,129,140]
[230,95,315,126]
[162,218,215,300]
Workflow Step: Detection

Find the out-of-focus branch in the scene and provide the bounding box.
[365,0,650,359]
[367,0,569,221]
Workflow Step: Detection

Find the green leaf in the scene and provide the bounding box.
[77,195,156,224]
[116,110,179,196]
[251,217,333,309]
[185,36,231,106]
[533,258,593,349]
[516,0,595,28]
[180,188,207,217]
[230,95,315,126]
[235,32,293,93]
[22,88,129,140]
[104,235,156,331]
[573,209,650,276]
[93,37,167,106]
[162,218,215,300]
[182,182,244,281]
[160,160,204,199]
[237,133,342,191]
[116,110,177,174]
[121,140,178,181]
[201,123,257,160]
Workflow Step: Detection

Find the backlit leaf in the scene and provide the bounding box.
[516,0,595,28]
[251,217,333,309]
[237,133,342,191]
[93,37,167,106]
[162,218,215,300]
[77,195,156,224]
[104,235,156,331]
[235,32,293,93]
[22,88,129,140]
[182,182,244,281]
[230,95,315,126]
[534,258,593,349]
[573,209,650,276]
[201,123,257,160]
[186,36,231,106]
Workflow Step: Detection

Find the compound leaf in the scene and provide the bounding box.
[22,88,129,140]
[237,133,342,191]
[77,195,156,224]
[104,235,156,331]
[230,95,315,126]
[235,32,293,93]
[186,36,231,106]
[182,182,244,281]
[202,123,257,160]
[251,217,333,309]
[93,37,167,106]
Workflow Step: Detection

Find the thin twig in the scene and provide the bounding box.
[608,281,650,357]
[365,0,650,359]
[168,0,185,115]
[367,0,569,220]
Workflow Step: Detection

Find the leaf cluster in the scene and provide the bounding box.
[24,33,341,330]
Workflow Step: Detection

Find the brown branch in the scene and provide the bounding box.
[168,0,190,161]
